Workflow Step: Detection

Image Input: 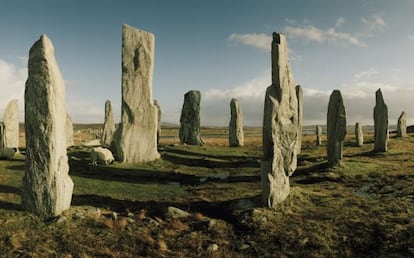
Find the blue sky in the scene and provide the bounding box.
[1,0,414,126]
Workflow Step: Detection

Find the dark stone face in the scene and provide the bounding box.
[272,32,280,44]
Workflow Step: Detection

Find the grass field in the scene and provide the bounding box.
[1,125,413,257]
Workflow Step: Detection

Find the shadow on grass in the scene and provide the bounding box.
[0,184,21,195]
[0,200,22,211]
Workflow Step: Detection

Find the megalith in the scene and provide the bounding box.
[316,125,323,146]
[3,99,19,149]
[22,35,73,218]
[229,98,244,147]
[295,85,303,153]
[355,122,364,147]
[374,89,388,152]
[179,90,205,146]
[262,32,299,207]
[154,99,161,144]
[101,100,116,146]
[66,113,74,147]
[397,111,407,137]
[327,90,346,168]
[113,24,160,163]
[0,123,4,147]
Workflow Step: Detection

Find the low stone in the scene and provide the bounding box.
[165,206,191,219]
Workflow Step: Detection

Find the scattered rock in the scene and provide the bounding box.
[207,243,219,253]
[165,206,191,219]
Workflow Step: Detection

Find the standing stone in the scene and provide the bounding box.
[179,90,205,146]
[374,89,388,152]
[262,32,298,207]
[154,99,161,144]
[295,85,303,153]
[113,24,160,163]
[66,113,74,147]
[22,35,73,218]
[327,90,346,168]
[228,98,244,147]
[355,122,364,147]
[397,111,407,137]
[316,125,323,146]
[3,99,19,149]
[101,100,116,146]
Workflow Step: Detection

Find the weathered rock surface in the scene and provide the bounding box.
[113,24,160,163]
[355,122,364,147]
[262,32,298,207]
[154,99,161,144]
[229,98,244,147]
[397,111,407,137]
[22,34,73,218]
[179,90,205,146]
[327,90,346,168]
[3,99,19,149]
[374,89,388,152]
[101,100,115,146]
[316,125,323,146]
[66,113,74,147]
[295,85,303,153]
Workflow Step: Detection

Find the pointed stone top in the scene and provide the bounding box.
[231,98,238,103]
[375,88,386,105]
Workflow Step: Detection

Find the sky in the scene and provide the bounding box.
[1,0,414,126]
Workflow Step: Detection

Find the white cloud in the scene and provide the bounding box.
[335,17,346,28]
[353,68,378,82]
[228,33,272,50]
[362,15,386,30]
[408,35,414,41]
[0,59,27,121]
[283,25,365,47]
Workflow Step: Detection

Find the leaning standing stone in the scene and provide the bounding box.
[355,122,364,147]
[327,90,346,168]
[154,99,161,144]
[229,98,244,147]
[397,111,407,137]
[101,100,116,146]
[295,85,303,153]
[113,24,160,163]
[3,99,19,149]
[316,125,323,146]
[262,32,298,207]
[22,35,73,218]
[373,89,388,152]
[179,90,205,146]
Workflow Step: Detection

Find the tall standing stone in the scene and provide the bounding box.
[397,111,407,137]
[229,98,244,147]
[154,99,161,144]
[327,90,346,168]
[262,32,299,207]
[0,123,4,147]
[316,125,323,146]
[295,85,303,153]
[374,89,388,152]
[101,100,116,146]
[355,122,364,147]
[66,113,74,147]
[3,99,19,149]
[22,35,73,218]
[113,24,160,163]
[179,90,205,146]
